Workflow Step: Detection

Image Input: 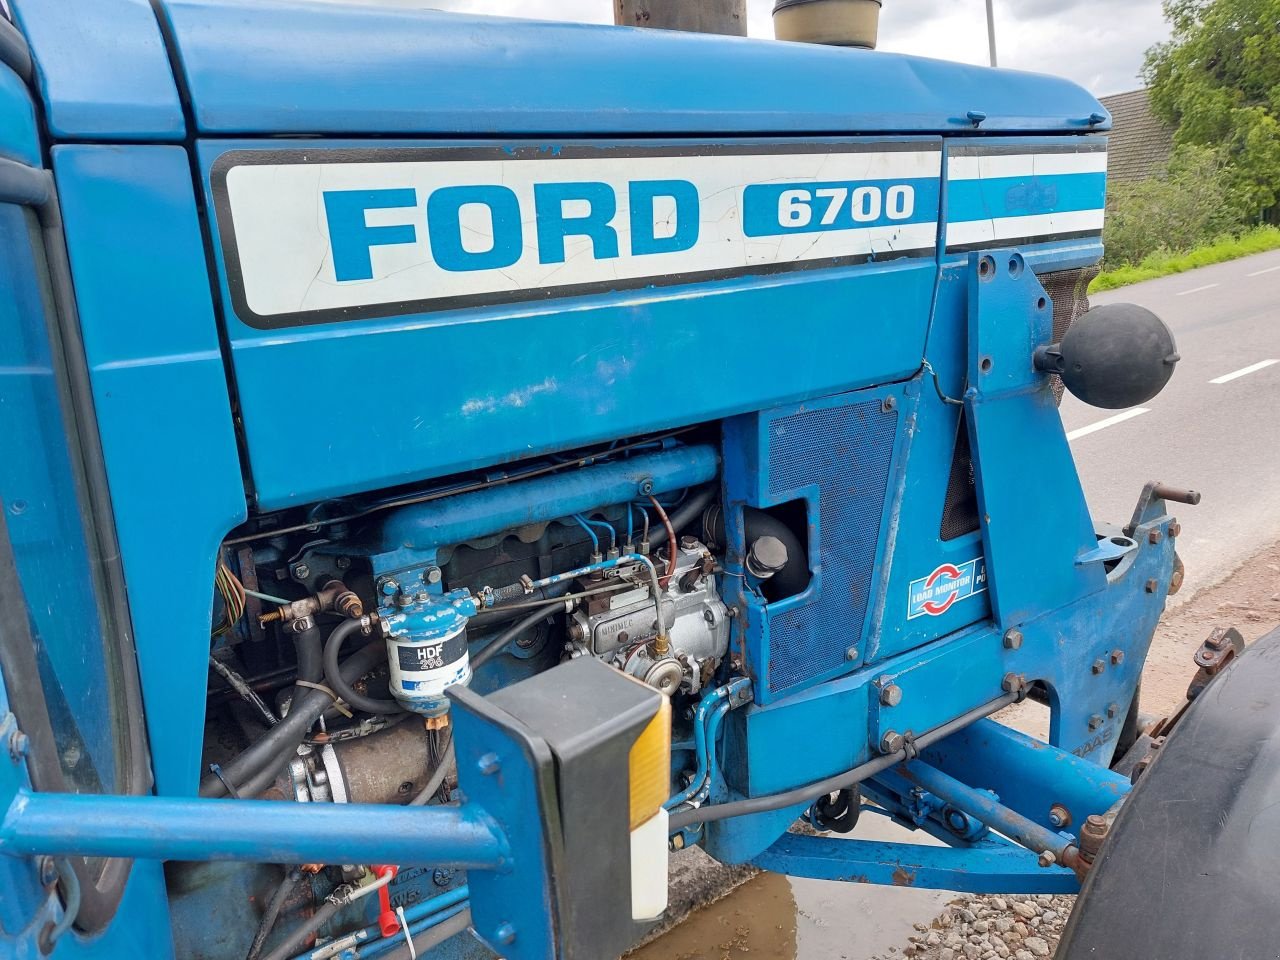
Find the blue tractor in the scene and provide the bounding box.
[0,2,1274,958]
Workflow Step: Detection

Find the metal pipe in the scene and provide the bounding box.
[614,0,747,36]
[0,791,508,868]
[896,760,1085,872]
[985,0,998,67]
[379,445,718,553]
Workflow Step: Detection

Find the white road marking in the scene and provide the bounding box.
[1176,283,1219,296]
[1209,358,1279,384]
[1066,408,1150,441]
[1247,265,1280,277]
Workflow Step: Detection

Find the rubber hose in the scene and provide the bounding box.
[245,867,301,960]
[648,485,718,549]
[467,580,572,628]
[323,619,403,716]
[199,642,385,798]
[381,908,473,960]
[290,622,323,705]
[708,504,808,598]
[409,731,455,807]
[258,899,342,960]
[469,607,553,671]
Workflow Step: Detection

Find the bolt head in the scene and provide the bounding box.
[380,579,400,598]
[1145,578,1159,594]
[846,645,858,661]
[292,563,310,581]
[1110,649,1125,666]
[1168,521,1181,538]
[1001,673,1024,694]
[1148,529,1163,544]
[8,729,29,761]
[1038,850,1057,868]
[1091,658,1106,675]
[1003,628,1023,650]
[477,752,501,776]
[494,922,517,946]
[1088,714,1104,732]
[880,731,906,755]
[424,566,443,585]
[36,856,57,887]
[1106,702,1120,719]
[880,684,903,707]
[669,833,685,851]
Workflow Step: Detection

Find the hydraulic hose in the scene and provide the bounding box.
[323,619,403,716]
[200,641,386,798]
[668,692,1017,831]
[245,867,301,960]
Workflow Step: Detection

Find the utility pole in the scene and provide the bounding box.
[614,0,747,37]
[985,0,998,67]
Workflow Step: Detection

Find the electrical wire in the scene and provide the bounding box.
[245,867,301,960]
[209,656,279,727]
[223,428,697,546]
[409,730,455,807]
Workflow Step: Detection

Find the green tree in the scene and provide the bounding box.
[1144,0,1280,213]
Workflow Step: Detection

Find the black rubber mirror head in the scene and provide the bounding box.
[1035,303,1179,409]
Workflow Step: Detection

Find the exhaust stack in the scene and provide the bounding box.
[614,0,747,36]
[773,0,881,48]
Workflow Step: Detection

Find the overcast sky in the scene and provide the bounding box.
[416,1,1169,97]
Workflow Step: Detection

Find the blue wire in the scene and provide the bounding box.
[571,514,599,553]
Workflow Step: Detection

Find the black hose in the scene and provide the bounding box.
[648,485,717,549]
[323,619,403,716]
[668,693,1017,831]
[468,580,573,628]
[707,504,808,598]
[382,908,473,960]
[200,641,385,798]
[470,607,554,671]
[245,867,301,960]
[259,899,342,960]
[409,730,455,807]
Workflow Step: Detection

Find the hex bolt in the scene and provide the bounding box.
[669,834,685,852]
[379,579,401,598]
[424,566,443,585]
[846,645,858,661]
[1106,702,1120,719]
[880,684,903,708]
[1110,649,1125,666]
[493,923,517,946]
[1003,628,1023,650]
[1145,578,1159,594]
[1168,521,1182,538]
[8,729,29,762]
[1091,658,1106,675]
[1047,804,1071,829]
[37,856,57,887]
[880,731,906,755]
[1037,850,1057,868]
[291,562,310,581]
[335,556,351,571]
[881,396,897,413]
[1148,530,1163,544]
[1087,714,1104,732]
[477,753,501,776]
[1001,673,1025,694]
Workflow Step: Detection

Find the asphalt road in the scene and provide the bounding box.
[1061,247,1280,602]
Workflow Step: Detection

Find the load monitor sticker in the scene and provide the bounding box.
[907,558,988,619]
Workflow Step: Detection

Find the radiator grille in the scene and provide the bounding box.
[765,398,897,695]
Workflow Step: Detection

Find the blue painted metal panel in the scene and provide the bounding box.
[196,137,936,510]
[10,0,185,141]
[0,64,39,167]
[158,0,1107,137]
[52,145,246,796]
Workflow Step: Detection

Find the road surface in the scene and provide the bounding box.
[1063,247,1280,600]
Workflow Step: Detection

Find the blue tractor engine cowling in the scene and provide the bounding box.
[2,3,1267,960]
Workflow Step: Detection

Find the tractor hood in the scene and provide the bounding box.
[14,0,1110,141]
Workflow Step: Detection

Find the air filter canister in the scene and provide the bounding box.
[773,0,881,48]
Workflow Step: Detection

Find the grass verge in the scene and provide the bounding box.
[1090,225,1280,293]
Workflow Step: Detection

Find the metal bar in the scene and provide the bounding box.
[379,445,718,553]
[895,760,1082,869]
[0,791,509,868]
[0,156,50,207]
[985,0,998,67]
[753,833,1079,894]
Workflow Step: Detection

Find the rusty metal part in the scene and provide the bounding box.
[1078,813,1109,862]
[259,580,364,624]
[1124,480,1200,538]
[1168,552,1185,595]
[1187,626,1245,700]
[1048,803,1072,829]
[327,722,437,805]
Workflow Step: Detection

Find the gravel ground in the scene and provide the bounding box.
[877,894,1075,960]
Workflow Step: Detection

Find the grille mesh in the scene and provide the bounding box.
[765,398,897,695]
